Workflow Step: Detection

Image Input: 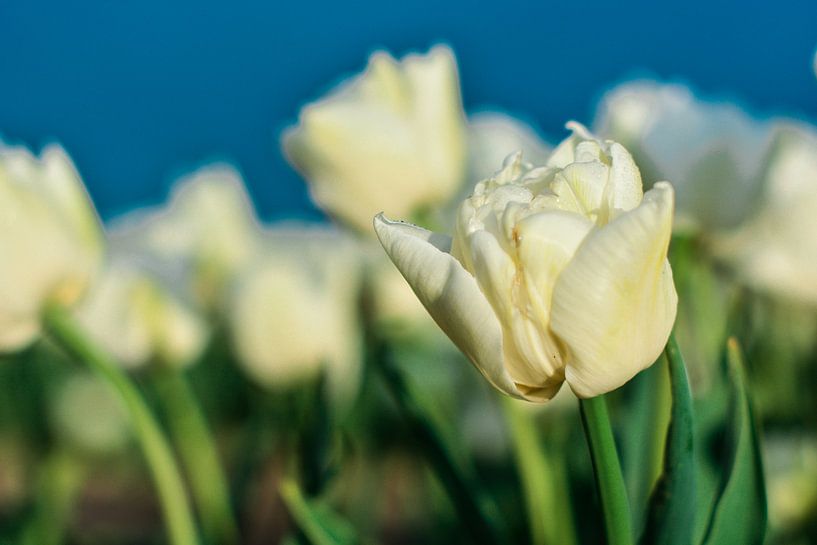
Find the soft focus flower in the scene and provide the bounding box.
[283,45,468,232]
[467,112,551,181]
[75,259,207,369]
[50,373,131,455]
[109,164,261,310]
[713,124,817,304]
[0,144,103,350]
[764,433,817,533]
[229,226,363,404]
[594,81,772,231]
[375,124,677,400]
[367,249,436,334]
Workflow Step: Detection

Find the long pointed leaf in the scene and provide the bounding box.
[701,338,766,545]
[640,333,696,545]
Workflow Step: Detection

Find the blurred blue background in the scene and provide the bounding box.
[2,0,816,221]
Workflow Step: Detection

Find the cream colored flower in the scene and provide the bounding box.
[0,143,103,350]
[367,249,436,334]
[283,45,467,232]
[713,124,817,304]
[50,373,130,455]
[75,260,207,368]
[229,226,363,404]
[594,81,772,231]
[467,112,551,182]
[375,124,677,400]
[109,164,261,309]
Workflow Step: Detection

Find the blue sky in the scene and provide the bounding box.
[1,0,816,220]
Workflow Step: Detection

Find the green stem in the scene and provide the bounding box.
[376,351,503,545]
[153,367,239,545]
[502,397,576,545]
[43,304,199,545]
[579,395,633,545]
[18,450,84,545]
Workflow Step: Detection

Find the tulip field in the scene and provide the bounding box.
[1,22,817,545]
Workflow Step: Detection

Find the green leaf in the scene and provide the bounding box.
[279,478,359,545]
[620,357,670,532]
[640,333,696,545]
[700,338,767,545]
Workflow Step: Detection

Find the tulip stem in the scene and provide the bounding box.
[43,304,200,545]
[152,366,240,545]
[502,397,577,545]
[579,394,633,545]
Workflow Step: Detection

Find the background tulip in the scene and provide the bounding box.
[75,260,207,369]
[229,226,363,405]
[283,45,468,233]
[109,164,262,311]
[0,144,103,351]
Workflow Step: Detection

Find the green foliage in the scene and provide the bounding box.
[640,334,696,545]
[700,339,767,545]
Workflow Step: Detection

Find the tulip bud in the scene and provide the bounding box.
[50,373,131,455]
[109,164,261,310]
[75,260,207,369]
[0,143,103,351]
[375,124,677,401]
[712,124,817,305]
[283,45,468,232]
[467,112,551,182]
[594,81,772,231]
[228,227,363,405]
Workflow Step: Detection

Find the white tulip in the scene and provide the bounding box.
[50,373,131,455]
[109,164,261,309]
[467,112,551,181]
[283,45,468,232]
[367,248,437,334]
[75,260,207,368]
[0,143,103,350]
[713,124,817,304]
[594,81,772,231]
[229,226,363,404]
[375,124,677,400]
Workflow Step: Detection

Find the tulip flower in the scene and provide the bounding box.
[0,143,103,351]
[594,81,772,231]
[229,226,363,404]
[467,112,551,182]
[75,260,207,368]
[110,164,261,310]
[50,373,131,455]
[283,45,468,232]
[712,123,817,305]
[375,124,677,400]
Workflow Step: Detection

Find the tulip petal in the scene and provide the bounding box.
[551,182,677,398]
[373,214,522,398]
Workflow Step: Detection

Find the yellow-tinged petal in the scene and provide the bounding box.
[551,182,677,398]
[373,214,522,398]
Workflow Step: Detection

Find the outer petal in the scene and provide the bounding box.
[550,182,677,398]
[373,214,522,397]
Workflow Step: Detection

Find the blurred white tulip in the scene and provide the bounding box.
[594,81,773,231]
[0,143,103,351]
[375,124,677,401]
[109,164,261,310]
[75,259,207,369]
[283,45,468,233]
[467,112,551,181]
[713,124,817,304]
[764,433,817,533]
[229,226,363,405]
[366,249,436,335]
[50,373,131,455]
